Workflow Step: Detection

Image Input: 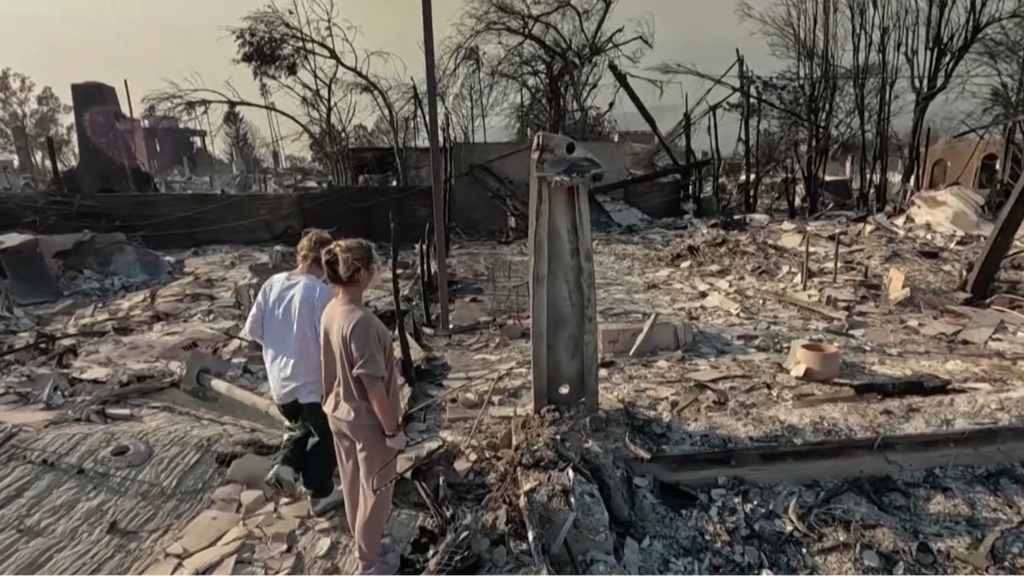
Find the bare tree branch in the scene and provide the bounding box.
[448,0,653,140]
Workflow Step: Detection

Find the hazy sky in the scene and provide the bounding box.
[2,0,779,147]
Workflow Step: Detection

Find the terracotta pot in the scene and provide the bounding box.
[794,342,840,381]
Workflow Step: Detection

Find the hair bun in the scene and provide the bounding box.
[322,238,377,286]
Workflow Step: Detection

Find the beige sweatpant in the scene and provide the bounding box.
[331,419,397,572]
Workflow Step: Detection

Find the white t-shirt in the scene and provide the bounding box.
[243,271,332,404]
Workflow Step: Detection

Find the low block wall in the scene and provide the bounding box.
[0,187,434,249]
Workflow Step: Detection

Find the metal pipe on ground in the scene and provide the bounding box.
[182,351,287,428]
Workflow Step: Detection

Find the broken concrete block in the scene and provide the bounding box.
[453,456,474,478]
[244,511,276,531]
[279,498,311,519]
[886,268,911,304]
[262,514,301,544]
[225,454,273,488]
[165,542,186,557]
[959,313,1001,345]
[217,523,249,546]
[239,490,267,516]
[253,502,276,516]
[181,539,243,575]
[703,292,741,314]
[315,517,341,532]
[173,509,242,556]
[262,553,295,574]
[212,484,243,503]
[598,322,688,355]
[210,553,237,576]
[628,313,660,357]
[212,498,240,513]
[142,558,180,575]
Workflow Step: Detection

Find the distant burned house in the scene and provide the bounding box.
[142,115,207,175]
[921,138,1005,190]
[70,82,156,194]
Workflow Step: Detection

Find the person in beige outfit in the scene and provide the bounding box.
[319,239,406,575]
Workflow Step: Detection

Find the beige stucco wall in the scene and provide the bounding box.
[922,139,1004,190]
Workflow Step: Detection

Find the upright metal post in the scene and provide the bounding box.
[123,79,135,118]
[421,0,451,332]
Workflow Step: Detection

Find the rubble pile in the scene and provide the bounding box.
[411,211,1024,574]
[3,207,1024,574]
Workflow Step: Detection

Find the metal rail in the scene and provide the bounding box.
[628,425,1024,486]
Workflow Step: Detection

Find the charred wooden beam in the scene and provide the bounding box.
[608,62,682,166]
[965,175,1024,301]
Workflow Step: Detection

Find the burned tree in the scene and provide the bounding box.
[867,0,906,209]
[846,0,875,210]
[145,78,324,170]
[231,0,409,182]
[221,105,268,176]
[967,12,1024,187]
[899,0,1024,196]
[738,0,847,213]
[843,0,907,210]
[439,44,502,142]
[0,68,76,171]
[449,0,653,141]
[970,16,1024,124]
[144,0,412,184]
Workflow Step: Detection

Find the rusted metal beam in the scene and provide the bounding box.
[966,175,1024,301]
[607,62,681,166]
[529,134,600,412]
[627,425,1024,487]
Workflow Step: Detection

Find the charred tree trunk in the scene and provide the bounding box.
[738,52,754,213]
[710,108,723,211]
[390,209,415,384]
[683,93,694,206]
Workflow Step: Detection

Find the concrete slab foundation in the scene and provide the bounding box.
[528,133,602,411]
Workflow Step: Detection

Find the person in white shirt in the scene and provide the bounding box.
[243,230,342,516]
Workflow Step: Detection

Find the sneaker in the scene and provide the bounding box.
[308,487,344,516]
[265,464,298,496]
[358,554,400,575]
[380,537,398,558]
